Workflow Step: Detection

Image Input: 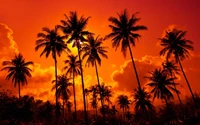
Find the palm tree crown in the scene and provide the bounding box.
[133,87,154,113]
[52,75,72,100]
[106,9,147,57]
[35,26,70,59]
[63,54,81,77]
[117,94,131,111]
[159,28,194,62]
[146,68,178,101]
[81,35,108,67]
[162,60,180,77]
[60,11,92,48]
[1,53,33,98]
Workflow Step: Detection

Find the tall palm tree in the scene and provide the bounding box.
[52,74,72,119]
[60,11,92,123]
[106,9,147,90]
[146,68,178,105]
[117,94,131,118]
[133,87,154,118]
[81,34,108,111]
[63,54,81,120]
[1,53,33,98]
[35,26,70,107]
[162,60,183,106]
[159,28,196,105]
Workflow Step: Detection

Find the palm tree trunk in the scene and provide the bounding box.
[54,53,59,123]
[77,46,88,124]
[177,57,197,107]
[18,82,21,98]
[54,54,58,106]
[94,61,105,118]
[172,75,183,107]
[63,99,65,119]
[127,43,141,90]
[72,71,77,121]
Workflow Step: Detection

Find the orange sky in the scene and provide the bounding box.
[0,0,200,109]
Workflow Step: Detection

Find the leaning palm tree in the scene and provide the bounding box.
[60,11,92,122]
[146,68,179,105]
[117,94,131,119]
[35,26,70,107]
[81,34,108,111]
[52,74,72,119]
[133,87,154,118]
[159,28,196,106]
[162,60,183,106]
[63,54,81,120]
[1,53,33,98]
[106,9,147,90]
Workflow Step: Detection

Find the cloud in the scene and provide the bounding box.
[0,23,18,60]
[111,55,162,92]
[110,54,200,105]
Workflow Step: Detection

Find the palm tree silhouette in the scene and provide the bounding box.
[84,88,91,111]
[81,34,108,112]
[1,53,33,98]
[146,68,178,105]
[52,74,72,119]
[159,28,196,106]
[133,87,154,118]
[117,94,131,119]
[60,11,92,123]
[63,54,81,120]
[90,85,98,117]
[98,83,112,106]
[162,60,183,106]
[35,26,70,108]
[106,9,147,90]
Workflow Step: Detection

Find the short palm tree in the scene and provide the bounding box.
[162,60,183,106]
[1,53,33,98]
[90,85,98,117]
[146,68,178,105]
[35,26,70,107]
[159,28,196,105]
[63,54,81,120]
[81,34,108,111]
[106,9,147,90]
[98,83,112,106]
[60,11,92,122]
[52,74,72,119]
[117,94,131,118]
[133,87,154,117]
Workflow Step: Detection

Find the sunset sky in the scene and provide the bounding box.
[0,0,200,109]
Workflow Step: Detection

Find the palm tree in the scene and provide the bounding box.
[84,88,91,111]
[90,85,98,117]
[162,60,183,106]
[81,34,108,112]
[146,68,179,105]
[159,28,196,106]
[117,94,131,118]
[106,9,147,90]
[60,11,92,123]
[52,74,72,119]
[1,53,33,98]
[63,54,81,120]
[133,87,154,118]
[35,26,70,107]
[98,83,112,106]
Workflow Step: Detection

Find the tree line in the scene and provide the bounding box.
[1,9,199,125]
